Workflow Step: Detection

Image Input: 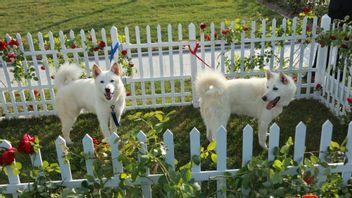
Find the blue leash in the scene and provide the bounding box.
[109,42,121,127]
[109,41,120,64]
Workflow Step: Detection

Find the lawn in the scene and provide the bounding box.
[0,99,349,184]
[0,0,278,40]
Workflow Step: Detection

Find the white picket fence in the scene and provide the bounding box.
[0,120,352,197]
[0,14,351,118]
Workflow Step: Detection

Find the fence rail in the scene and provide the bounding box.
[0,120,352,197]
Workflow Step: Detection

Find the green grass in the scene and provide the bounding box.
[0,0,277,41]
[0,99,349,184]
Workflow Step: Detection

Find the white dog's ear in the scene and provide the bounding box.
[110,62,121,76]
[265,70,273,80]
[280,72,288,85]
[92,64,102,78]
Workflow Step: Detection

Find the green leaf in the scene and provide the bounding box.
[211,153,217,163]
[119,172,128,180]
[192,155,201,165]
[207,141,216,151]
[155,113,163,122]
[272,160,282,170]
[329,141,340,151]
[43,160,49,169]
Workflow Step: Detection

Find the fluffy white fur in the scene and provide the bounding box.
[54,62,126,143]
[196,70,297,148]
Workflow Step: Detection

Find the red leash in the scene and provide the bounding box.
[188,41,212,68]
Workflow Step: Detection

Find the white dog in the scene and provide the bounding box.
[54,62,126,143]
[195,70,296,148]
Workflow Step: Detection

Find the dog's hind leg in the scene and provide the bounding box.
[208,109,230,141]
[59,112,79,144]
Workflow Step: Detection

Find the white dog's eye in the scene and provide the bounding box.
[110,80,114,83]
[100,80,104,84]
[273,87,278,91]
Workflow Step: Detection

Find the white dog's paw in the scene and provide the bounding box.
[64,138,73,145]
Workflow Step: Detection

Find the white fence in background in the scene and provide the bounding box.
[0,120,352,197]
[0,14,351,118]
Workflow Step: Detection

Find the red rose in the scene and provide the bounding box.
[7,52,16,63]
[200,22,207,30]
[93,47,100,52]
[303,7,312,14]
[34,89,40,97]
[304,176,314,185]
[347,97,352,104]
[340,44,348,49]
[221,28,230,36]
[315,83,322,91]
[18,133,36,154]
[330,35,336,40]
[8,39,19,47]
[70,43,78,49]
[0,40,7,50]
[121,50,128,56]
[98,41,106,49]
[0,147,16,166]
[306,26,311,32]
[40,65,46,70]
[126,92,131,96]
[205,34,211,41]
[92,138,101,145]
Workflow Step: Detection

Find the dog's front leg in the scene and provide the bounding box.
[97,111,111,139]
[258,120,269,149]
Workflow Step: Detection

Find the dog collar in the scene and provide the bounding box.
[110,105,120,127]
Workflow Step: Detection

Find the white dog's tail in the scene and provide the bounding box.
[195,71,227,97]
[54,63,82,89]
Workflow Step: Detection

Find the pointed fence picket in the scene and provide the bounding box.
[1,121,352,197]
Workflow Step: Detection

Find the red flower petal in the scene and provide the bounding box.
[0,147,16,166]
[347,97,352,104]
[204,34,211,41]
[121,50,128,56]
[18,133,36,154]
[200,22,207,30]
[0,40,7,50]
[92,138,101,145]
[34,89,40,97]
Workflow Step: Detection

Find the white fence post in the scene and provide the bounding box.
[189,23,199,108]
[163,130,175,170]
[242,125,253,166]
[137,131,152,198]
[55,136,72,181]
[82,134,95,177]
[268,123,280,161]
[315,14,331,99]
[293,122,306,165]
[318,120,333,183]
[216,126,227,198]
[342,122,352,184]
